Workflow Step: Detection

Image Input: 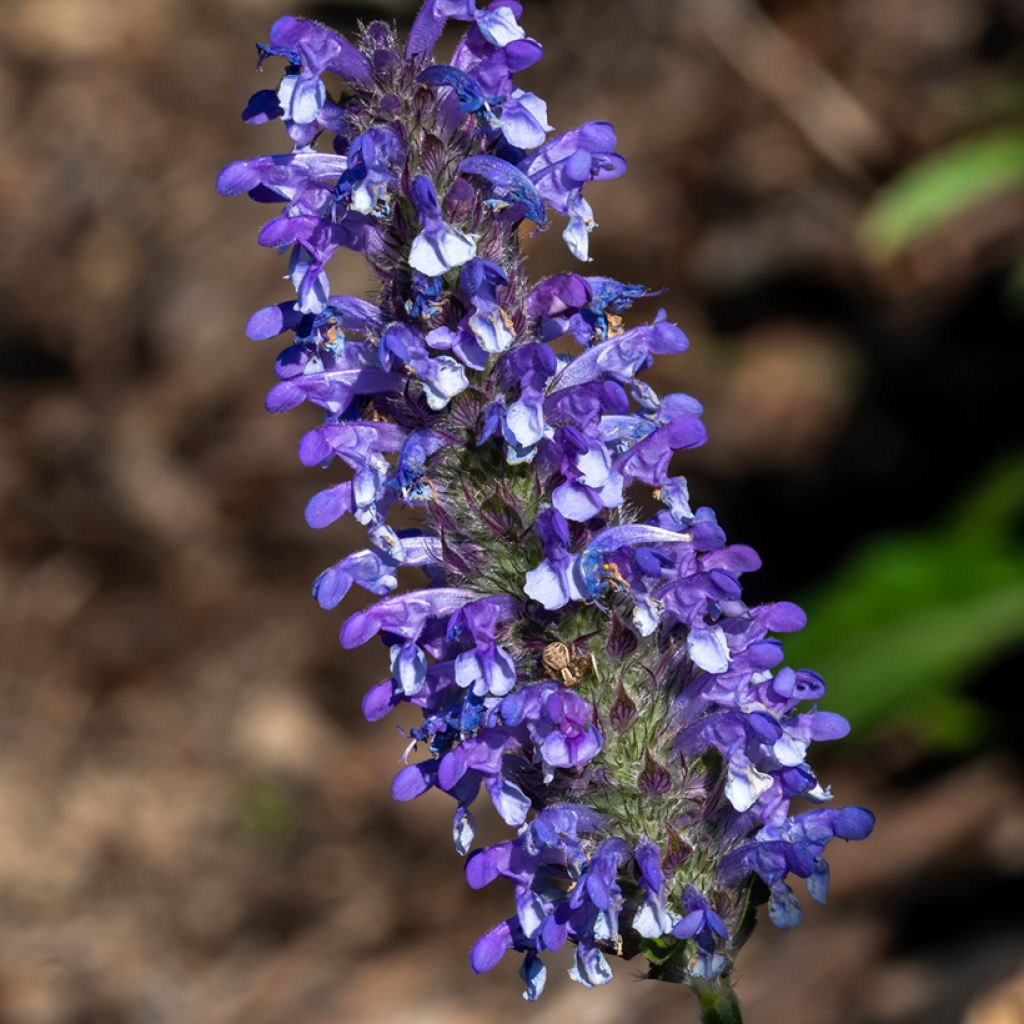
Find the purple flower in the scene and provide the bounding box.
[341,127,406,217]
[459,259,516,354]
[381,322,470,410]
[455,642,516,697]
[265,366,403,416]
[633,839,673,937]
[500,89,552,149]
[263,16,373,91]
[419,64,491,116]
[672,886,729,954]
[546,425,624,522]
[255,16,372,140]
[528,273,656,346]
[459,155,548,225]
[520,122,627,259]
[406,0,477,60]
[470,918,518,973]
[409,175,478,276]
[340,588,478,647]
[420,65,551,150]
[537,687,603,769]
[220,1,873,1008]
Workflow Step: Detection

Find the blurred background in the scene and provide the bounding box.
[1,0,1023,1021]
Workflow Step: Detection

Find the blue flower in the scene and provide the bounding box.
[220,1,874,1006]
[633,840,673,938]
[340,128,406,217]
[459,259,517,354]
[408,175,478,277]
[459,155,548,225]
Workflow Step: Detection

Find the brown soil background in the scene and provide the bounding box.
[1,1,1023,1022]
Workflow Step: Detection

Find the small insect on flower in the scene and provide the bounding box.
[601,561,631,594]
[542,640,596,687]
[320,317,340,349]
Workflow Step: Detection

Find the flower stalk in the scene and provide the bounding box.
[695,980,745,1024]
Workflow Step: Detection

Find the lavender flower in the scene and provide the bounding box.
[219,5,873,1017]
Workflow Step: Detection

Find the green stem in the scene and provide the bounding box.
[694,979,744,1024]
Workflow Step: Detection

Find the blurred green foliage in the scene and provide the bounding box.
[785,458,1024,748]
[859,128,1024,258]
[235,776,297,848]
[1008,254,1024,309]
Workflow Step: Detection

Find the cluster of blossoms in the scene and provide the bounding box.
[219,1,873,1010]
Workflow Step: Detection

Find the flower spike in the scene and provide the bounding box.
[220,3,873,1015]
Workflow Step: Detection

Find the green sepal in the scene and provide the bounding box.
[693,979,744,1024]
[638,935,680,966]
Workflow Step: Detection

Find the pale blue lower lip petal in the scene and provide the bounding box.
[524,560,571,611]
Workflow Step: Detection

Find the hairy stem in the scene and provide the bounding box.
[694,979,744,1024]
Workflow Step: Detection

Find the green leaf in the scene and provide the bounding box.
[639,935,679,964]
[784,457,1024,746]
[859,129,1024,257]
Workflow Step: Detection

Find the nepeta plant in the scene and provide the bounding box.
[218,3,873,1019]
